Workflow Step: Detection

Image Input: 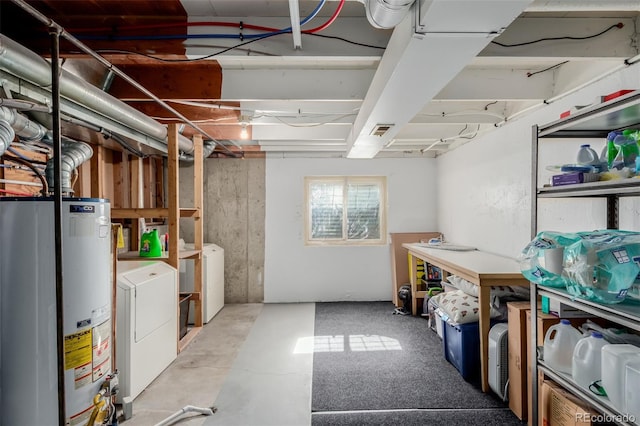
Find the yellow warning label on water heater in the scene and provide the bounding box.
[64,329,92,370]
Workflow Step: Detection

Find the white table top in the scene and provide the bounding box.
[402,243,528,286]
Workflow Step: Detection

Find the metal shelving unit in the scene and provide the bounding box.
[531,90,640,426]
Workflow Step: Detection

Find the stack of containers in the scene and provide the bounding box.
[544,321,640,419]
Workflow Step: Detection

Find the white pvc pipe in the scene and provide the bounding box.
[154,405,215,426]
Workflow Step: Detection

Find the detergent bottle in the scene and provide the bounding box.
[544,319,583,375]
[139,229,162,257]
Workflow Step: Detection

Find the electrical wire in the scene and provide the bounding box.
[492,22,623,47]
[88,33,280,63]
[416,110,505,120]
[2,154,48,194]
[305,33,385,50]
[68,0,326,35]
[89,30,385,63]
[270,112,357,127]
[527,60,569,78]
[74,0,342,42]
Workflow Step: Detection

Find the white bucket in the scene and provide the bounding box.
[572,331,607,389]
[544,319,583,375]
[601,344,640,413]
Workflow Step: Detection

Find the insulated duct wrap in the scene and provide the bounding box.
[0,34,194,154]
[45,141,93,194]
[0,106,48,142]
[0,119,14,156]
[365,0,416,29]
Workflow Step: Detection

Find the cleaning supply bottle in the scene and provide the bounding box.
[544,319,583,375]
[139,229,162,257]
[606,131,622,170]
[572,331,607,389]
[615,130,639,168]
[576,144,600,168]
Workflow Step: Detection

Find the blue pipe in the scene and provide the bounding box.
[78,0,326,42]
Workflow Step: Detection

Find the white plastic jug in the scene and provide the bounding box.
[601,344,640,413]
[544,319,583,374]
[625,358,640,421]
[572,331,607,389]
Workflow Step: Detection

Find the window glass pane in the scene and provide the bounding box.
[310,182,343,239]
[347,183,380,240]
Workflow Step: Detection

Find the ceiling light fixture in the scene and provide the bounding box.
[239,113,252,140]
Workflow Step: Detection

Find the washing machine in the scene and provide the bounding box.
[116,260,177,403]
[180,243,224,324]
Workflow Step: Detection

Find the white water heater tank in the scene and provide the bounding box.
[0,197,112,425]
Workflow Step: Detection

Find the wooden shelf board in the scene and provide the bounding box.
[111,208,169,218]
[415,290,428,298]
[118,249,200,261]
[178,326,202,353]
[179,291,201,301]
[180,207,200,218]
[179,249,201,260]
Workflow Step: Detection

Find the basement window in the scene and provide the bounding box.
[304,176,387,246]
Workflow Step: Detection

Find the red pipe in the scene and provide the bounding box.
[68,0,346,36]
[0,188,34,196]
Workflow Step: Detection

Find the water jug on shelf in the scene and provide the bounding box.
[624,358,640,422]
[601,344,640,414]
[543,319,583,375]
[572,331,607,390]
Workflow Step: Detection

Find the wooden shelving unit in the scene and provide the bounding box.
[112,123,204,353]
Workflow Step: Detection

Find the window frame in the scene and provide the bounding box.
[304,175,387,246]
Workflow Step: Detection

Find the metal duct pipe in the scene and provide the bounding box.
[45,141,93,194]
[0,106,49,142]
[364,0,416,29]
[0,34,194,154]
[0,119,15,156]
[180,140,217,162]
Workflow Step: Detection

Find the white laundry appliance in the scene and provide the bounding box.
[180,243,224,324]
[116,260,177,403]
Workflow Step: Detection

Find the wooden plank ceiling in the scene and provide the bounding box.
[0,0,246,150]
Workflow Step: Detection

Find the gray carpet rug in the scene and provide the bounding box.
[311,301,521,424]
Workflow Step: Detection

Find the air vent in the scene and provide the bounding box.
[370,124,394,137]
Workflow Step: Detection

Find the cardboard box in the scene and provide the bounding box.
[540,377,557,425]
[542,380,598,426]
[542,297,594,318]
[508,301,531,421]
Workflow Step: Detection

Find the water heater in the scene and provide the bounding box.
[0,197,112,425]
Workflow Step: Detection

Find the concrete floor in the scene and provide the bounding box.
[123,303,315,426]
[124,303,264,425]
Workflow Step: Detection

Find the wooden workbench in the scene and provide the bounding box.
[402,243,529,393]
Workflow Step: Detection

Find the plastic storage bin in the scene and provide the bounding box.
[442,319,500,381]
[179,293,191,339]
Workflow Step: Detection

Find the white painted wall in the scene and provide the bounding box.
[437,65,640,259]
[264,157,437,302]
